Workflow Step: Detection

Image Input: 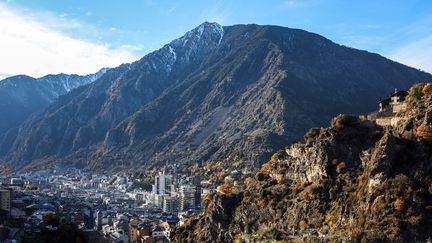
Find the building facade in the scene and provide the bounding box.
[163,196,179,215]
[152,172,173,196]
[0,189,11,212]
[368,89,408,126]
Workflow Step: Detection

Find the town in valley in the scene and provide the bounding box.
[0,167,210,242]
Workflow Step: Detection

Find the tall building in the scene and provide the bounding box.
[179,185,196,212]
[107,214,113,226]
[0,189,11,212]
[153,171,173,195]
[179,176,202,212]
[163,196,179,215]
[152,171,176,208]
[154,194,164,208]
[192,176,202,210]
[96,211,103,231]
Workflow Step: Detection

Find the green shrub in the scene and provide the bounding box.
[408,83,425,105]
[394,198,405,212]
[422,83,432,96]
[268,227,282,240]
[331,114,359,128]
[304,127,322,143]
[271,149,287,161]
[244,223,251,234]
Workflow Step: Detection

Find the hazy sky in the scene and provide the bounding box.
[0,0,431,79]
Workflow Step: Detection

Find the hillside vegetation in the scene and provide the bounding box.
[1,23,430,174]
[175,83,432,242]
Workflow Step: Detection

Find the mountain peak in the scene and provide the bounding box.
[196,21,223,34]
[0,69,107,135]
[170,22,224,49]
[1,23,431,176]
[1,75,35,82]
[141,22,225,72]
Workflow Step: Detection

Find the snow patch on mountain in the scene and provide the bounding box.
[214,23,224,44]
[171,22,224,49]
[168,46,177,60]
[37,68,108,97]
[197,23,205,40]
[0,68,108,103]
[164,46,177,72]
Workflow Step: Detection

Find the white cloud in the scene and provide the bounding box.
[0,73,12,80]
[0,3,139,77]
[388,35,432,74]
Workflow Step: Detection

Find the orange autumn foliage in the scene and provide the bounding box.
[394,198,405,212]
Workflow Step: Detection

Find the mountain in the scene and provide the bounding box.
[0,68,108,135]
[0,22,431,172]
[175,83,432,242]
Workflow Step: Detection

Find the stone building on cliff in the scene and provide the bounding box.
[368,89,408,126]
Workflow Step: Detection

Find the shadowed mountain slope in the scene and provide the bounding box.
[0,22,431,172]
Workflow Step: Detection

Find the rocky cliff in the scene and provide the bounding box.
[175,83,432,242]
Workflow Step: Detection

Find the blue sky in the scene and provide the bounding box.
[0,0,431,78]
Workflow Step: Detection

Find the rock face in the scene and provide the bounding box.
[174,85,432,242]
[0,22,431,171]
[0,68,108,135]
